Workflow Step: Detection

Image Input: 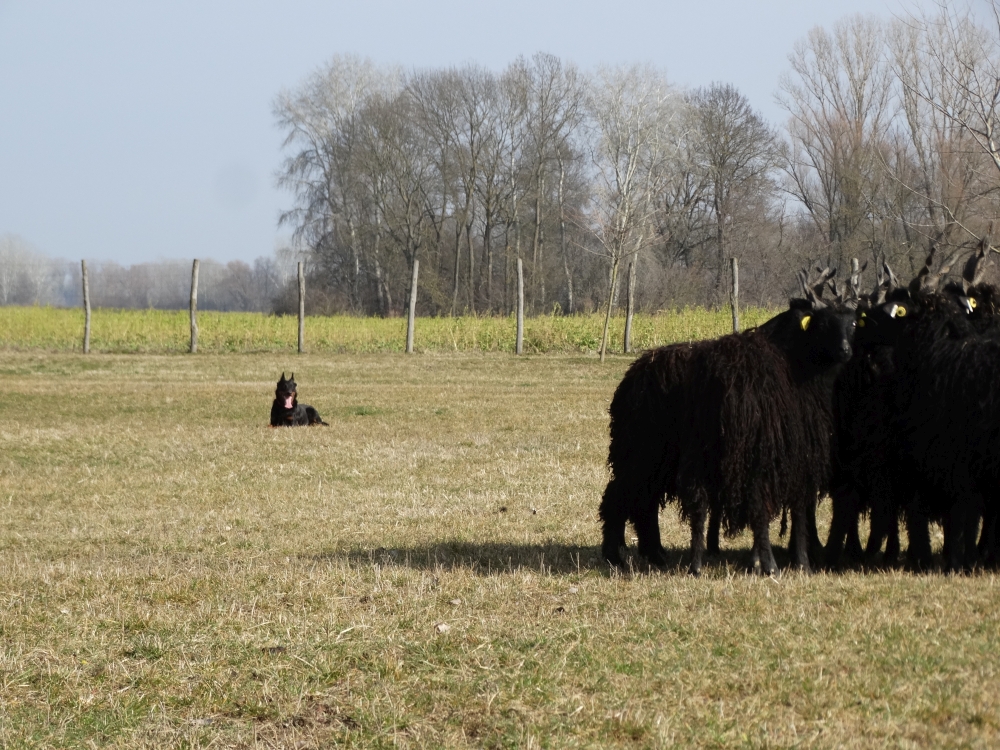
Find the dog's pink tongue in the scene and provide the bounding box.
[284,396,294,409]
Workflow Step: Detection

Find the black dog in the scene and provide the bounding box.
[270,373,328,426]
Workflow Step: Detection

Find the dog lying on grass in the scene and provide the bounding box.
[269,373,328,426]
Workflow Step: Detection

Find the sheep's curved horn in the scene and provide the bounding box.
[910,246,936,292]
[883,261,899,290]
[964,234,994,289]
[798,269,826,308]
[799,267,834,309]
[911,245,960,293]
[867,261,897,305]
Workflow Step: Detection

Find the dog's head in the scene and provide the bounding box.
[275,372,297,410]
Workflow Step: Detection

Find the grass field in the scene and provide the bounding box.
[0,306,776,354]
[1,350,999,748]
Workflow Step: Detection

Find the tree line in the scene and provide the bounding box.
[0,234,300,313]
[6,5,998,319]
[275,4,1000,318]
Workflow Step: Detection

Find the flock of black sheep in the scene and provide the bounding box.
[600,244,1000,575]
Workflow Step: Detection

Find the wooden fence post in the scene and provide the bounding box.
[623,259,636,354]
[516,258,524,355]
[406,259,419,354]
[189,259,199,353]
[297,261,305,354]
[730,257,740,333]
[81,260,91,354]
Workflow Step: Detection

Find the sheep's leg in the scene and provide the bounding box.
[978,507,992,558]
[634,505,668,567]
[806,498,823,568]
[688,502,707,576]
[845,517,864,561]
[599,479,630,567]
[941,514,951,565]
[905,503,933,572]
[825,486,857,570]
[976,493,997,565]
[965,511,981,572]
[865,493,892,562]
[706,505,721,556]
[750,515,778,576]
[980,502,997,567]
[959,496,981,573]
[941,489,980,573]
[789,504,812,573]
[883,516,900,565]
[945,501,974,574]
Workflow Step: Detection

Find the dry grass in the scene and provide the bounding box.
[1,351,998,748]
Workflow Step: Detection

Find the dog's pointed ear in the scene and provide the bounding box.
[279,372,286,382]
[290,372,295,381]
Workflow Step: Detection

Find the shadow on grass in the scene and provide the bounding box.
[310,541,784,577]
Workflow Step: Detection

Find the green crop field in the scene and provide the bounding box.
[0,306,776,354]
[0,327,998,746]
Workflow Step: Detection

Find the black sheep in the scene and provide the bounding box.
[600,272,856,575]
[948,246,1000,563]
[825,264,904,570]
[852,250,992,572]
[824,248,1000,571]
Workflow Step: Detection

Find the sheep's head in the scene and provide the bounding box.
[786,298,856,364]
[942,241,1000,318]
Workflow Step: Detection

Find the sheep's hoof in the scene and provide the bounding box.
[687,565,701,577]
[756,560,778,576]
[602,545,627,569]
[641,547,668,568]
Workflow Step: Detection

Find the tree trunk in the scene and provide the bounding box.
[373,255,386,317]
[624,259,636,353]
[599,257,620,363]
[730,257,740,333]
[532,172,544,312]
[558,160,573,314]
[484,215,494,312]
[715,196,727,306]
[451,222,462,316]
[297,261,305,353]
[467,216,476,313]
[347,216,360,311]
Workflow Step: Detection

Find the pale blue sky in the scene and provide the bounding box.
[0,0,900,265]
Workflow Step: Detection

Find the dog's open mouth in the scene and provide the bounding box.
[283,395,294,409]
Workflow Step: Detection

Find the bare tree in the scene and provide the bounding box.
[517,53,586,312]
[779,16,897,271]
[274,55,402,313]
[586,64,678,361]
[891,3,1000,251]
[405,68,463,312]
[692,83,780,304]
[359,93,437,313]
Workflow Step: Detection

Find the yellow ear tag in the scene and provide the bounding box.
[970,297,978,309]
[800,315,812,331]
[858,317,866,327]
[896,305,907,317]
